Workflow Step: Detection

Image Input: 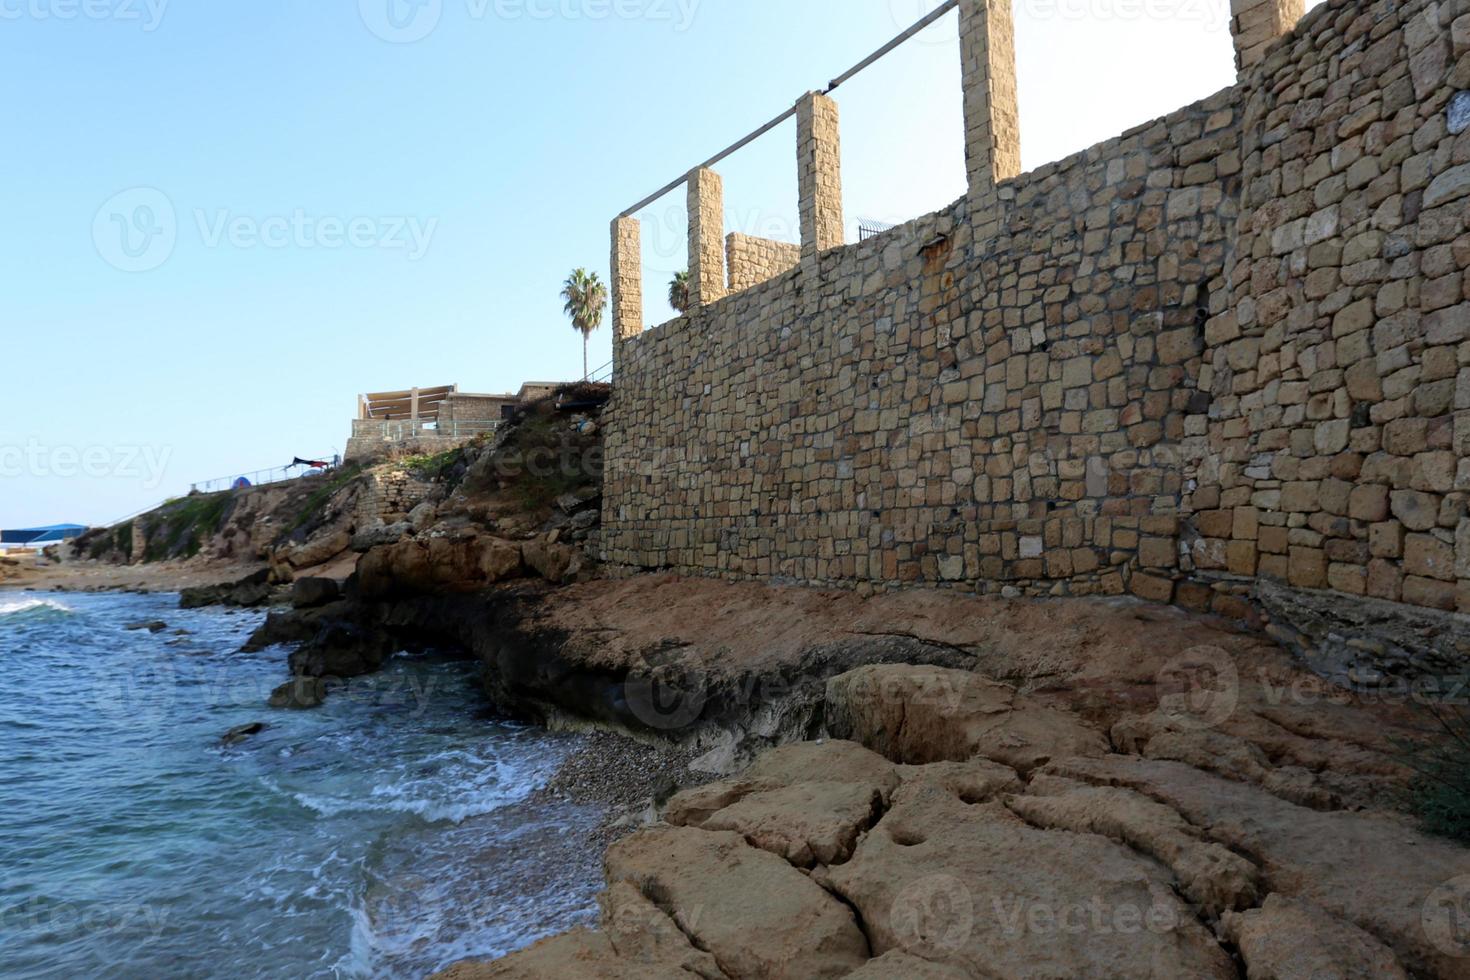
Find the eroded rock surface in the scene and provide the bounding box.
[440,642,1468,979]
[1222,895,1409,980]
[1044,754,1464,977]
[826,663,1110,772]
[603,825,870,979]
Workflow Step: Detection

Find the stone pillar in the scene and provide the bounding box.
[130,520,147,566]
[1230,0,1304,75]
[959,0,1021,202]
[797,91,844,259]
[687,167,726,308]
[610,215,643,343]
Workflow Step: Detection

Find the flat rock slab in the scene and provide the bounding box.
[844,950,972,978]
[692,780,883,867]
[1222,895,1408,979]
[1046,755,1470,977]
[815,785,1236,978]
[430,929,663,980]
[605,825,870,979]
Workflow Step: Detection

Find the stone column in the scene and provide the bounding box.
[959,0,1021,202]
[1230,0,1304,75]
[797,91,844,259]
[687,167,726,308]
[611,215,643,343]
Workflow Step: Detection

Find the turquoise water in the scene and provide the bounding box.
[0,591,603,979]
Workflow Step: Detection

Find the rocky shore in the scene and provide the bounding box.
[33,385,1470,976]
[236,559,1469,977]
[405,578,1467,978]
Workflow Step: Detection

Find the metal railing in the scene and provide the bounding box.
[189,452,343,495]
[349,419,502,443]
[583,359,614,384]
[617,1,959,219]
[858,218,898,241]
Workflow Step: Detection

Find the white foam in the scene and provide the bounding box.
[0,597,73,617]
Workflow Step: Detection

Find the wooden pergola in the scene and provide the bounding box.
[357,385,457,423]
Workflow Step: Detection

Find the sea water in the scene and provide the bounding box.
[0,591,602,978]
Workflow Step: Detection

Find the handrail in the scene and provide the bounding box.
[188,451,342,495]
[617,0,959,218]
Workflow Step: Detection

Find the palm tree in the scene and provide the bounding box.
[668,270,691,314]
[561,268,607,380]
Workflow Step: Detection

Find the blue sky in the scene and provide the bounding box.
[0,0,1301,528]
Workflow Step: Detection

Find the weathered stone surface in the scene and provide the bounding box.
[357,533,525,598]
[815,786,1236,977]
[349,520,413,553]
[1221,894,1409,979]
[665,740,899,865]
[842,951,971,979]
[694,781,883,867]
[290,576,340,609]
[521,537,580,584]
[1007,782,1261,917]
[1045,755,1470,977]
[431,928,677,980]
[604,825,869,979]
[825,664,1109,773]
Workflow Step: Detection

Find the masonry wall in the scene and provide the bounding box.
[726,233,802,293]
[1186,0,1470,615]
[441,393,514,424]
[601,0,1470,623]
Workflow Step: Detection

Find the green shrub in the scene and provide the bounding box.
[143,492,234,562]
[285,463,363,537]
[1402,705,1470,844]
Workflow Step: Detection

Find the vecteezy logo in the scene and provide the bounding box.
[1424,875,1470,958]
[360,0,442,42]
[1155,644,1239,730]
[890,874,974,955]
[887,0,954,45]
[623,665,708,731]
[93,187,177,272]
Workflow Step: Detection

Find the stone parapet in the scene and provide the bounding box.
[727,233,802,294]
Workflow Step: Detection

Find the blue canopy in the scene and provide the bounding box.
[1,525,88,545]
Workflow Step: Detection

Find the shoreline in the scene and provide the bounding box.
[0,556,270,595]
[13,553,1470,976]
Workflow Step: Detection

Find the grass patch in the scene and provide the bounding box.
[401,448,463,483]
[498,413,594,512]
[285,463,364,537]
[143,492,234,562]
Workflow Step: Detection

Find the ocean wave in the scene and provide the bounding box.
[259,770,535,826]
[0,598,74,618]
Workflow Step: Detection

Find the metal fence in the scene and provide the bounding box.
[583,359,614,384]
[349,419,502,443]
[858,218,898,241]
[189,452,344,495]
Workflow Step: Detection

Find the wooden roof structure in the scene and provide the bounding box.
[359,385,457,422]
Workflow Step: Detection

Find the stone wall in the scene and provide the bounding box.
[440,393,514,424]
[354,466,433,525]
[726,233,802,293]
[601,0,1470,629]
[1186,0,1470,614]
